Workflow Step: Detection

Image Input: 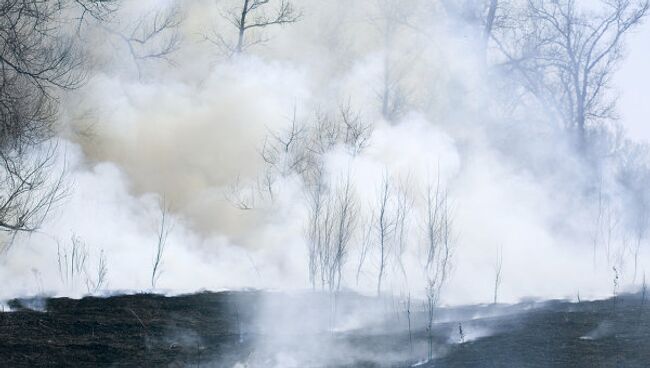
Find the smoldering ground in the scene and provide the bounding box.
[0,0,649,366]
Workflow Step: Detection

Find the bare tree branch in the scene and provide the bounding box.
[207,0,301,55]
[151,197,173,289]
[490,0,648,149]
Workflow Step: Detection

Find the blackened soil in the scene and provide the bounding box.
[430,296,650,368]
[1,291,259,367]
[1,291,650,367]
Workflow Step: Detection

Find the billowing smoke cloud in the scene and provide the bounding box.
[0,0,645,307]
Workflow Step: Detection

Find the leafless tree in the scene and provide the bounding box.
[254,103,372,290]
[374,173,398,297]
[151,198,172,289]
[338,101,373,156]
[233,109,308,208]
[356,212,374,286]
[0,1,119,242]
[57,234,108,293]
[257,102,371,207]
[355,172,411,297]
[259,103,371,189]
[371,0,416,122]
[439,0,503,63]
[0,145,67,244]
[616,141,650,284]
[72,0,118,32]
[593,177,606,267]
[357,173,411,296]
[330,174,358,292]
[104,5,183,78]
[394,177,413,286]
[260,107,308,179]
[604,201,621,265]
[0,1,84,240]
[30,267,44,294]
[57,234,88,289]
[207,0,301,55]
[225,175,258,210]
[307,176,330,289]
[483,0,499,63]
[632,210,648,284]
[85,249,108,293]
[305,172,358,293]
[491,0,649,149]
[493,244,504,304]
[306,167,329,289]
[592,181,623,267]
[420,178,453,360]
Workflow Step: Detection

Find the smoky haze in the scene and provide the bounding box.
[0,0,648,311]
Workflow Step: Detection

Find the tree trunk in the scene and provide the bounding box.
[236,0,250,53]
[483,0,498,65]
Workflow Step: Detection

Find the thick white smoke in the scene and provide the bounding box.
[0,0,645,306]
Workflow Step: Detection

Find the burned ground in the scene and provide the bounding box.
[1,292,258,367]
[0,291,649,367]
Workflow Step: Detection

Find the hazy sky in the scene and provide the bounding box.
[617,20,650,142]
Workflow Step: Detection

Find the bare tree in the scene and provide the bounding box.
[104,5,183,78]
[616,141,650,284]
[394,177,413,286]
[632,202,648,285]
[259,103,371,203]
[358,172,411,297]
[0,1,92,240]
[374,173,398,297]
[0,0,119,244]
[420,178,453,360]
[372,0,416,121]
[225,175,258,210]
[493,244,503,304]
[491,0,649,149]
[439,0,502,63]
[421,180,453,359]
[0,145,67,244]
[338,101,373,156]
[260,107,308,179]
[593,177,606,267]
[483,0,499,63]
[604,201,621,265]
[57,234,88,289]
[208,0,301,55]
[254,103,372,290]
[151,198,172,289]
[85,249,108,293]
[56,233,107,293]
[306,166,329,289]
[72,0,118,32]
[356,212,374,286]
[305,171,358,293]
[329,173,358,292]
[591,178,624,268]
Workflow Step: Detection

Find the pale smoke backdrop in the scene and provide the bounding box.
[0,0,643,305]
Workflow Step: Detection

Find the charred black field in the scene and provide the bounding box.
[1,291,649,367]
[3,1,650,367]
